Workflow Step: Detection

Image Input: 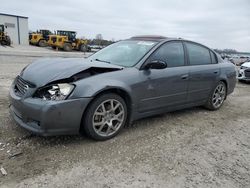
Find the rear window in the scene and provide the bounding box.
[210,51,218,64]
[186,42,211,65]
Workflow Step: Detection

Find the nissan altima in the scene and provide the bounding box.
[9,35,236,140]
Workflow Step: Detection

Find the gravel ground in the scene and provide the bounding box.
[0,45,250,188]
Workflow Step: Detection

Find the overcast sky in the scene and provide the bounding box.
[1,0,250,51]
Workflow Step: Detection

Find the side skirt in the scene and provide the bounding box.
[131,100,207,122]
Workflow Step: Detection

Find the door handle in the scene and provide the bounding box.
[214,71,218,74]
[181,74,189,80]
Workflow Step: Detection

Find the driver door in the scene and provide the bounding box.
[137,41,189,112]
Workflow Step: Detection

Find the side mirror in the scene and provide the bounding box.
[145,60,167,70]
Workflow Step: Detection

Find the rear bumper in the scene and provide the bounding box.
[9,87,92,136]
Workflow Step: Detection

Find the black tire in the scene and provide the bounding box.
[205,81,227,110]
[1,36,10,46]
[63,43,72,51]
[52,46,56,49]
[38,40,46,47]
[79,44,87,52]
[5,36,11,46]
[0,40,5,45]
[82,93,127,141]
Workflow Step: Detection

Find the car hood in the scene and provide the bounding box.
[20,58,123,87]
[241,62,250,68]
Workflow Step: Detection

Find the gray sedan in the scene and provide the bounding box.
[9,36,236,140]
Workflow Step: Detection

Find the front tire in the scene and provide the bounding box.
[205,81,227,110]
[82,93,127,141]
[63,43,72,51]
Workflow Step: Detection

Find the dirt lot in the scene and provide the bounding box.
[0,45,250,188]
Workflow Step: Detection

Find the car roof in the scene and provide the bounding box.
[129,35,179,42]
[128,36,216,54]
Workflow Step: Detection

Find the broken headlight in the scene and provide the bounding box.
[34,83,75,101]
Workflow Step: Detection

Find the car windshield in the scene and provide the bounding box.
[89,40,157,67]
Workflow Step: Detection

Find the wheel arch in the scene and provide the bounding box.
[79,87,133,133]
[38,38,46,46]
[219,79,228,99]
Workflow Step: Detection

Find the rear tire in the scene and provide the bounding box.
[82,93,127,141]
[63,43,72,51]
[205,81,227,110]
[1,36,11,46]
[5,36,11,46]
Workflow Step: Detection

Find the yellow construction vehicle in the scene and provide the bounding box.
[49,30,91,52]
[47,34,58,49]
[0,24,11,46]
[29,30,53,47]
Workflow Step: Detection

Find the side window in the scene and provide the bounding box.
[210,51,218,64]
[151,42,185,67]
[186,42,211,65]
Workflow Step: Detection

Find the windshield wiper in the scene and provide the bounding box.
[94,58,111,64]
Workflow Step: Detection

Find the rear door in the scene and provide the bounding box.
[184,42,220,103]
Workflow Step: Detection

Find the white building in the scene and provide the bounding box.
[0,13,28,45]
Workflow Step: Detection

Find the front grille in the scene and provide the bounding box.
[14,76,35,96]
[245,69,250,78]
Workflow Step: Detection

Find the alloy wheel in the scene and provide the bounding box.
[212,83,226,108]
[92,99,125,137]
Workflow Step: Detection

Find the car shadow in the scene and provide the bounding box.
[238,80,250,85]
[14,106,208,147]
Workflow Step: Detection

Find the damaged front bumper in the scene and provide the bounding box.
[9,87,92,136]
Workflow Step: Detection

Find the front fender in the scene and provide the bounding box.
[70,78,133,100]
